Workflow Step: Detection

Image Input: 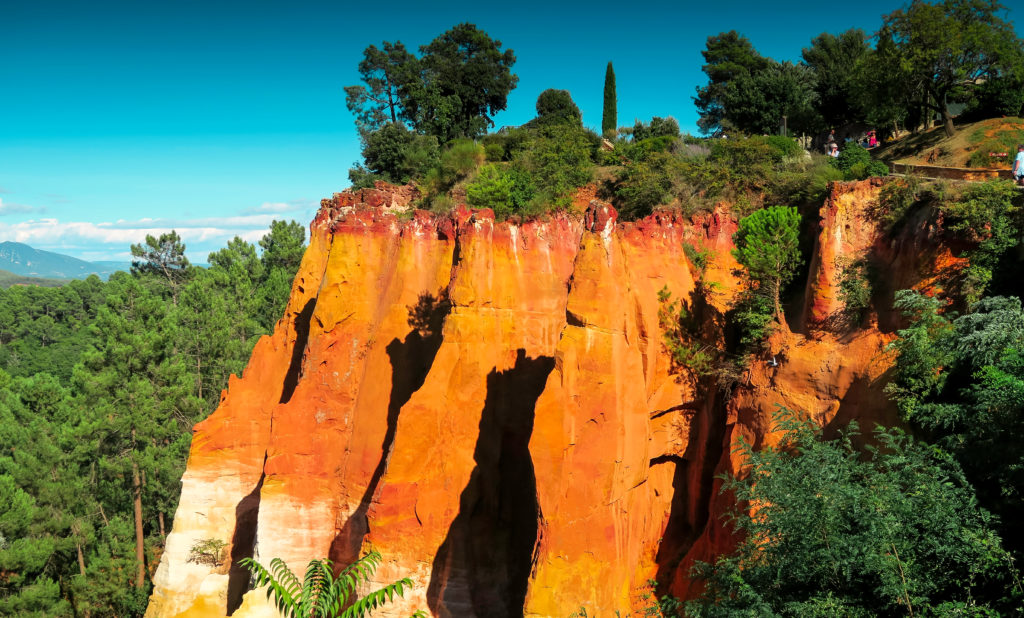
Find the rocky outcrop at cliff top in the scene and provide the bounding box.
[146,180,954,617]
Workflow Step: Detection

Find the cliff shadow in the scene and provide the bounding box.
[330,290,450,564]
[280,298,316,404]
[226,464,265,614]
[823,368,901,446]
[427,350,554,618]
[654,278,732,587]
[653,383,728,591]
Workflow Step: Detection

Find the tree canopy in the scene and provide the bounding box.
[720,61,821,136]
[687,411,1019,616]
[533,89,582,127]
[343,41,418,133]
[733,205,802,319]
[801,29,870,129]
[348,23,518,145]
[696,1,1024,138]
[877,0,1024,137]
[694,31,771,135]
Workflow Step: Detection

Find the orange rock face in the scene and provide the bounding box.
[147,180,958,617]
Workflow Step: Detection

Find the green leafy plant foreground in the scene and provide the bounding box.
[240,550,426,618]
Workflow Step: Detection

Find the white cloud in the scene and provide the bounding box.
[0,209,317,262]
[0,198,45,216]
[240,199,318,215]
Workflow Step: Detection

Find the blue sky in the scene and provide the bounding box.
[3,0,1022,261]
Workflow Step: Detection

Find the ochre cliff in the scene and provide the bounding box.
[147,179,954,617]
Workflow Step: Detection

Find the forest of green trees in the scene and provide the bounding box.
[0,222,305,616]
[5,0,1024,615]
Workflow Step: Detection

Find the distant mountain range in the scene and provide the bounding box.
[0,268,68,288]
[0,242,131,280]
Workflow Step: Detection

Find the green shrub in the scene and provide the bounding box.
[423,193,454,214]
[357,123,440,185]
[870,177,921,232]
[683,242,714,273]
[943,179,1018,246]
[613,151,689,219]
[621,135,680,161]
[838,257,875,324]
[762,135,803,158]
[676,158,733,201]
[658,286,716,378]
[709,136,786,168]
[515,124,594,209]
[187,538,227,567]
[941,179,1019,303]
[480,133,511,161]
[846,159,890,180]
[533,88,582,127]
[832,142,877,178]
[420,138,485,195]
[632,116,681,141]
[767,155,844,206]
[483,142,504,162]
[441,139,485,179]
[465,163,536,219]
[867,159,889,177]
[686,410,1019,616]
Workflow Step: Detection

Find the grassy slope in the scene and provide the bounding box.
[0,269,68,288]
[873,117,1024,168]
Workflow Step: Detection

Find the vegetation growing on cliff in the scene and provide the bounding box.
[685,411,1021,616]
[685,179,1024,615]
[0,222,305,616]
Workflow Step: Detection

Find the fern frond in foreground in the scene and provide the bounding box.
[239,550,427,617]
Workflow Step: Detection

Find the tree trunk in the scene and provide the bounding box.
[942,106,955,138]
[76,542,92,618]
[76,541,87,577]
[131,435,146,590]
[158,511,166,541]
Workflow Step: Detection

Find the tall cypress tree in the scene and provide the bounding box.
[602,61,617,136]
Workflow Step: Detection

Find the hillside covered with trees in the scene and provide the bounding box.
[0,222,305,616]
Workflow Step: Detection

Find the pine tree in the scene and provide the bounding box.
[602,61,617,136]
[256,220,306,331]
[0,371,81,616]
[73,274,202,593]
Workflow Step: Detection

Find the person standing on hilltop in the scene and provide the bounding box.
[1014,145,1024,186]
